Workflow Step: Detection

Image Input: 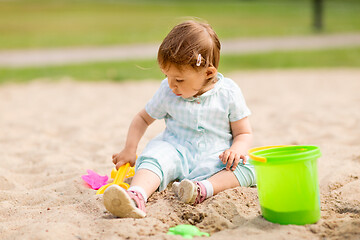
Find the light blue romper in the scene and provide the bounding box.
[136,73,256,191]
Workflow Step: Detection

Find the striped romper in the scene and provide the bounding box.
[136,73,256,191]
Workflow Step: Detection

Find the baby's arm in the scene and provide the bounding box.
[112,108,155,169]
[219,117,253,171]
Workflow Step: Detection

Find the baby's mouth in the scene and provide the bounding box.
[173,91,182,96]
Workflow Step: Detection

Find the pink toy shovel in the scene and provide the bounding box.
[96,163,135,195]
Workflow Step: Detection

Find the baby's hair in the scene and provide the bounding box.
[158,20,221,71]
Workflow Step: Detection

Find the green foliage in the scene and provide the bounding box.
[0,59,162,83]
[0,0,359,49]
[218,47,360,71]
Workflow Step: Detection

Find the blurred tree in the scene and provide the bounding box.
[313,0,324,32]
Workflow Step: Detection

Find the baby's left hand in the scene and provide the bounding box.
[219,149,247,171]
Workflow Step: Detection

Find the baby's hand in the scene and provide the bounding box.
[219,149,247,171]
[112,149,137,170]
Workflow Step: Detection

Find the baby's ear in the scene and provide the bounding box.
[206,66,217,79]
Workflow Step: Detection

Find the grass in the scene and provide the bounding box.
[0,0,359,49]
[1,47,359,84]
[219,47,360,71]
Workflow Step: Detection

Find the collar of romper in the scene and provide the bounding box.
[184,72,224,102]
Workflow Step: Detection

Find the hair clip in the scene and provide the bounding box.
[196,54,202,66]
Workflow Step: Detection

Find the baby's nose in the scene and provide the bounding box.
[169,79,177,89]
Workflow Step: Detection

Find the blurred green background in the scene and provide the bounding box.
[0,0,359,83]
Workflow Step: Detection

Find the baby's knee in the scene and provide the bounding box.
[233,164,256,187]
[136,158,164,183]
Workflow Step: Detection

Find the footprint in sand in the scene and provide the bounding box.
[0,176,15,190]
[337,179,360,204]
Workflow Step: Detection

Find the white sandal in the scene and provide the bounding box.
[103,185,146,218]
[174,179,207,205]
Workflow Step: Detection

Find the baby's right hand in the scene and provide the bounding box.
[112,149,137,170]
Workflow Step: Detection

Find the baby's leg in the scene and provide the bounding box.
[174,164,255,205]
[209,161,256,195]
[174,170,239,205]
[103,169,160,218]
[130,169,161,199]
[208,169,240,195]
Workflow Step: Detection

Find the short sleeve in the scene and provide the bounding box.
[145,79,168,120]
[228,85,251,122]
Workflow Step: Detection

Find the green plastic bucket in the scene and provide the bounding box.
[248,145,321,225]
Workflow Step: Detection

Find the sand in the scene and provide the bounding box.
[0,69,359,240]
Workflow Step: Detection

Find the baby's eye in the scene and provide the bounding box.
[176,79,184,83]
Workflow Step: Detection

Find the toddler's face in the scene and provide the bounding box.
[161,64,216,99]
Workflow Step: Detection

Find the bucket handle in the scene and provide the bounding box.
[248,145,291,163]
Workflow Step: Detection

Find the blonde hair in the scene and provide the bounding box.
[158,20,221,71]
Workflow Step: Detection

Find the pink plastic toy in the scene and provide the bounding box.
[81,170,109,190]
